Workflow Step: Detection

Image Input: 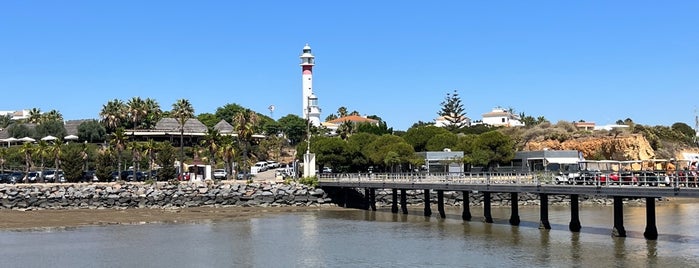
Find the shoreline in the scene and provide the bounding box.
[1,198,695,231]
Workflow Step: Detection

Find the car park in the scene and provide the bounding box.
[81,170,99,182]
[120,170,145,181]
[26,171,42,183]
[251,162,269,174]
[43,170,64,183]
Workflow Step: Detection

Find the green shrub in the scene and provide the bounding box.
[298,176,318,188]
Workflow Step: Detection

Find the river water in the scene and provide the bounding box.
[2,202,699,267]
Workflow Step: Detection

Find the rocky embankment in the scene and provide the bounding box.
[0,182,332,210]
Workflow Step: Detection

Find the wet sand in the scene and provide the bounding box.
[0,207,340,230]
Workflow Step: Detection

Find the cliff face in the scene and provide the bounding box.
[524,134,656,160]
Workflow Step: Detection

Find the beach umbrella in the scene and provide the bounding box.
[64,134,79,141]
[2,137,18,147]
[19,137,36,143]
[41,135,58,141]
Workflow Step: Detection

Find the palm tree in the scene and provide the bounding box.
[0,147,7,172]
[144,98,162,129]
[80,142,89,172]
[43,110,63,122]
[50,140,63,182]
[28,108,42,124]
[337,107,348,118]
[100,99,126,132]
[110,128,128,180]
[171,99,194,171]
[218,138,236,179]
[233,109,259,173]
[128,142,142,179]
[143,139,158,181]
[35,140,50,182]
[127,97,148,130]
[20,142,34,181]
[337,121,355,140]
[201,128,221,180]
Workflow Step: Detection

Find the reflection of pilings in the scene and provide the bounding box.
[462,191,472,221]
[539,193,551,229]
[569,194,581,232]
[509,192,520,226]
[437,190,445,218]
[644,197,658,240]
[400,189,408,214]
[391,189,398,213]
[343,187,348,208]
[484,192,493,223]
[612,196,627,237]
[369,188,376,211]
[424,189,432,217]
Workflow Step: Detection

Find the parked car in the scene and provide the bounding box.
[81,170,99,183]
[177,172,191,181]
[43,169,64,183]
[251,162,268,174]
[26,171,42,183]
[8,171,24,184]
[120,170,145,182]
[322,167,333,173]
[237,172,253,180]
[266,160,280,169]
[110,171,121,182]
[213,169,228,179]
[0,173,10,184]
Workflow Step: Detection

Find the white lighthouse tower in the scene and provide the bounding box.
[301,43,321,127]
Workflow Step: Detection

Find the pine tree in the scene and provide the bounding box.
[438,89,467,131]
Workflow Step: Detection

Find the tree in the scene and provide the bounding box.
[27,108,42,124]
[61,143,84,182]
[35,120,67,138]
[128,142,142,174]
[100,99,126,133]
[49,140,63,182]
[438,89,467,131]
[157,142,177,181]
[197,113,219,129]
[325,114,338,122]
[470,131,515,170]
[233,109,259,173]
[142,139,158,181]
[363,134,415,172]
[34,140,50,182]
[42,110,63,122]
[143,98,162,129]
[311,136,346,171]
[201,128,221,179]
[425,132,459,151]
[171,98,195,161]
[0,114,13,129]
[7,123,35,138]
[78,120,106,143]
[0,147,7,172]
[95,147,115,182]
[127,96,148,130]
[403,125,451,152]
[672,122,695,139]
[218,136,237,179]
[20,142,34,178]
[278,114,307,145]
[215,103,248,125]
[109,128,128,179]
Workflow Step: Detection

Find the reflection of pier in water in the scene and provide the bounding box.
[319,172,699,240]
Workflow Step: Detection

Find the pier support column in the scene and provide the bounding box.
[644,197,658,240]
[569,194,582,232]
[391,189,398,214]
[400,189,408,214]
[364,188,370,210]
[612,196,627,237]
[424,189,432,217]
[539,193,551,229]
[509,192,520,226]
[369,188,376,211]
[484,192,493,223]
[462,191,472,221]
[343,188,348,208]
[437,190,445,219]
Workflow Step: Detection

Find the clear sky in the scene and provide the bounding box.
[1,1,697,131]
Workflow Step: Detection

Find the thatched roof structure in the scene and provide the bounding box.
[154,118,207,133]
[64,119,91,136]
[213,120,235,134]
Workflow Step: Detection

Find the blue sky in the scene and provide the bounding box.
[1,1,697,131]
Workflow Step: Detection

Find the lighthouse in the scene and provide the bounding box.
[301,43,321,127]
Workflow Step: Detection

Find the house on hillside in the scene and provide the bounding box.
[324,115,379,133]
[574,121,596,131]
[480,107,524,127]
[434,115,471,128]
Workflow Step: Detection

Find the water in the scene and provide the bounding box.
[2,203,699,267]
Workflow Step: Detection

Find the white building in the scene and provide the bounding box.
[434,115,471,128]
[300,44,321,127]
[481,107,525,127]
[0,110,30,121]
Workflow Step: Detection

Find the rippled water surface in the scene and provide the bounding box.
[2,203,699,267]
